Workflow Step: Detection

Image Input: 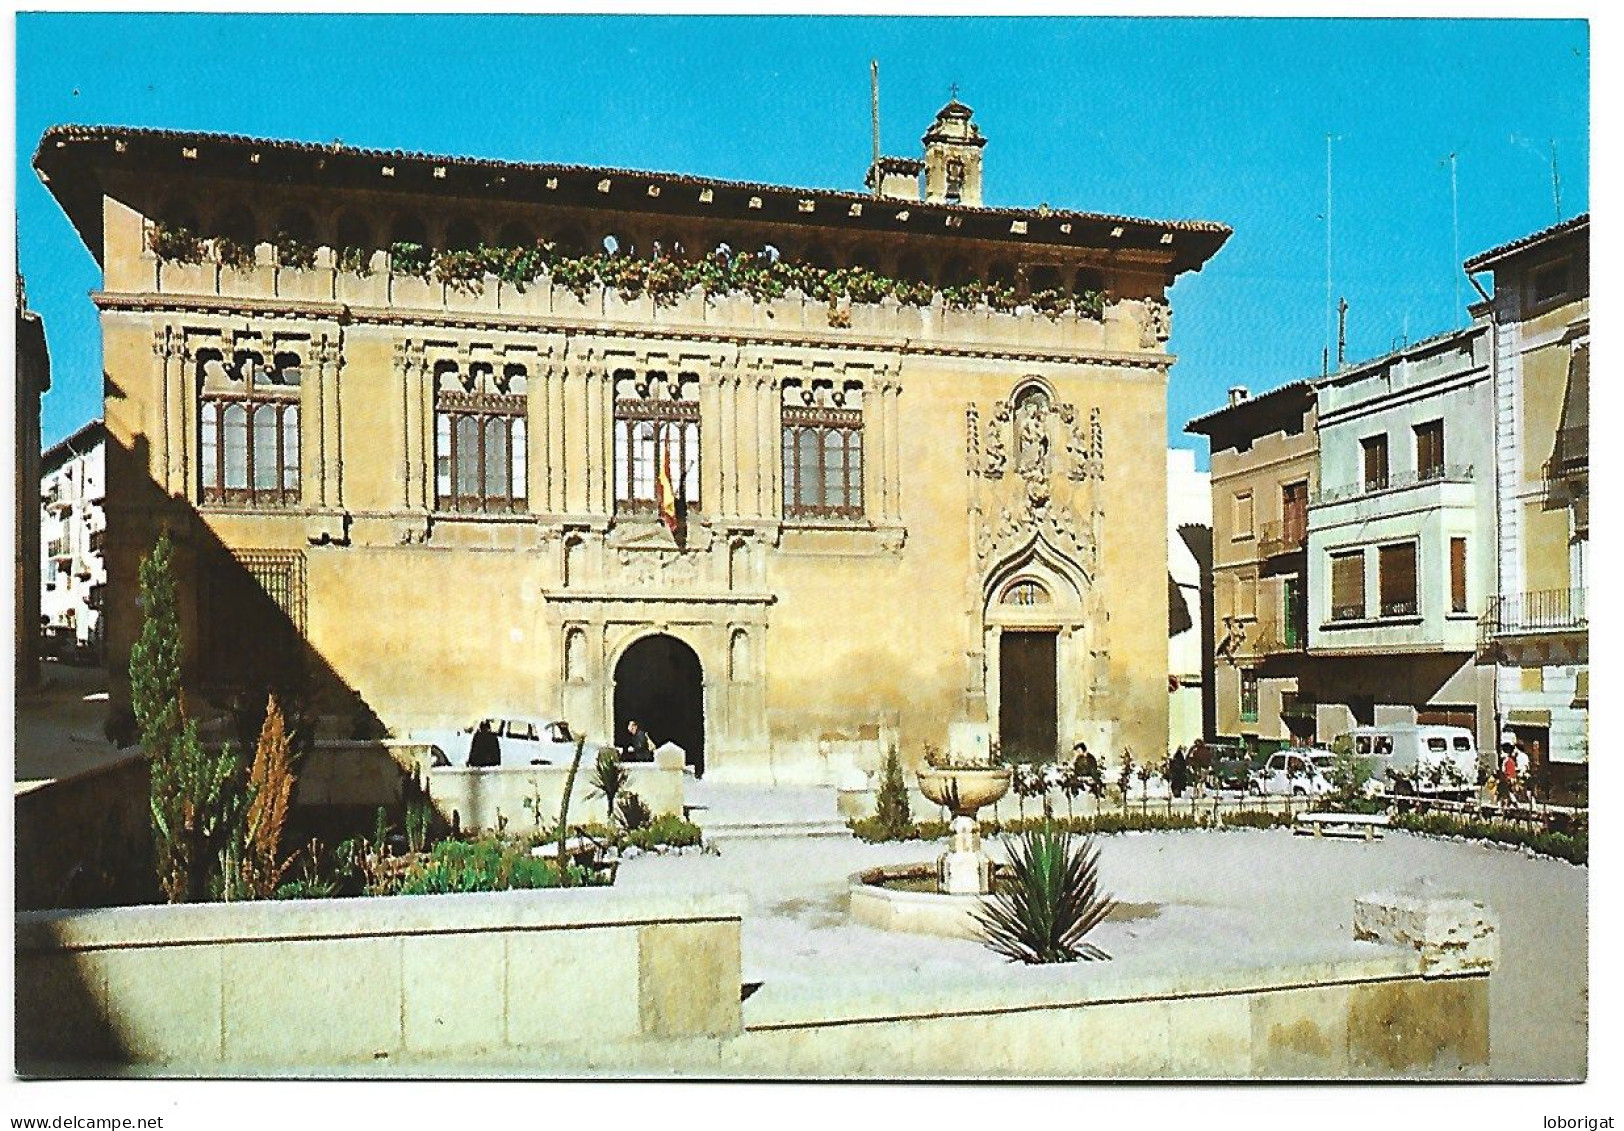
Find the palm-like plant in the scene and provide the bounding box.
[589,748,629,825]
[974,828,1116,964]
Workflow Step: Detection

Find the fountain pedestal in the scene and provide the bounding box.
[938,816,994,894]
[916,765,1012,896]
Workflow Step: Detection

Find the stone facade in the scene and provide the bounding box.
[1467,215,1588,798]
[1186,382,1316,748]
[34,113,1227,783]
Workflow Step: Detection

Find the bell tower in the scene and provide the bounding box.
[922,94,986,206]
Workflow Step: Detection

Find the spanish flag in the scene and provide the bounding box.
[655,430,680,538]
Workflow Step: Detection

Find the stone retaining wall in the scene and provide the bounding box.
[16,888,742,1071]
[16,887,1494,1078]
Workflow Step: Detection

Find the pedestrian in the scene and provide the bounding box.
[624,718,657,763]
[1170,746,1188,798]
[1497,742,1517,805]
[467,719,501,767]
[1514,744,1532,802]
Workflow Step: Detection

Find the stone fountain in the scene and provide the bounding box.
[849,732,1014,938]
[915,761,1012,895]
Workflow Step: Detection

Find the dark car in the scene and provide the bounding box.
[1208,754,1256,792]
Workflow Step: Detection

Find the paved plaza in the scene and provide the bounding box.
[617,805,1587,1080]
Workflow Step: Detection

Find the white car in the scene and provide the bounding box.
[417,717,581,768]
[1249,751,1335,797]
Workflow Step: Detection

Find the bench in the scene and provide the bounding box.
[1294,811,1390,841]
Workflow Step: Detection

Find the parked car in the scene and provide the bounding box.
[1345,724,1477,798]
[1248,750,1334,797]
[1207,753,1257,793]
[416,717,581,768]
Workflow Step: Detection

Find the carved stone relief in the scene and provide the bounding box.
[1140,297,1171,350]
[969,382,1105,573]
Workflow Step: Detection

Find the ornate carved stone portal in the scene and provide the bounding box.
[967,378,1112,758]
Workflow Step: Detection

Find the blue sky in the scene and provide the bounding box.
[16,14,1589,457]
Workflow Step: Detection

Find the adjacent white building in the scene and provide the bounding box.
[1167,448,1210,750]
[40,420,107,662]
[1304,324,1496,749]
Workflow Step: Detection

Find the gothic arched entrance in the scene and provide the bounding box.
[614,634,705,776]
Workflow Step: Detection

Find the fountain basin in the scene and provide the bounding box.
[849,863,996,939]
[916,766,1012,817]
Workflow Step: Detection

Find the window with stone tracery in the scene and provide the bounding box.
[199,345,301,507]
[782,378,863,520]
[434,361,527,514]
[613,370,701,514]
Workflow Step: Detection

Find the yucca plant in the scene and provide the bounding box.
[974,827,1116,964]
[588,748,629,825]
[616,790,653,833]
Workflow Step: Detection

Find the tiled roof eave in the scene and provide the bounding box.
[34,124,1233,259]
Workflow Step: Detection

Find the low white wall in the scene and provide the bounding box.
[292,741,686,834]
[16,887,742,1070]
[427,762,685,834]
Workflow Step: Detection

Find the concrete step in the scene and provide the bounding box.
[703,819,853,841]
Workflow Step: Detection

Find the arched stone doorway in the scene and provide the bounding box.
[614,634,705,776]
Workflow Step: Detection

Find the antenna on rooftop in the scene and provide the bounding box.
[870,60,882,183]
[1445,151,1462,327]
[1324,134,1336,380]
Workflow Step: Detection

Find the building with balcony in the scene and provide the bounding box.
[15,277,52,686]
[33,109,1228,783]
[1305,323,1496,749]
[39,419,108,662]
[1185,380,1316,748]
[1466,214,1588,797]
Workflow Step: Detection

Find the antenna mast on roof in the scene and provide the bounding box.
[870,59,882,194]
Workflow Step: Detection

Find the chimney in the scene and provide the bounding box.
[1228,386,1250,406]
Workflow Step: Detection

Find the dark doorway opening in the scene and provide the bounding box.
[999,630,1057,763]
[614,634,705,776]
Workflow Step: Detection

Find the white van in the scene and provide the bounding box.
[1346,724,1478,797]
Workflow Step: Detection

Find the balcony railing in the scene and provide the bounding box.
[1547,426,1588,480]
[1279,696,1317,720]
[46,538,70,560]
[1258,516,1308,557]
[1330,602,1365,622]
[1310,464,1473,507]
[1483,588,1588,637]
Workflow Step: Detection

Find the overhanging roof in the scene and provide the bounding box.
[34,124,1231,277]
[1464,213,1588,274]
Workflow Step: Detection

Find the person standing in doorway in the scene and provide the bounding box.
[624,718,657,763]
[468,720,502,767]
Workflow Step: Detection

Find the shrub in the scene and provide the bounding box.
[237,693,297,899]
[975,828,1115,964]
[274,231,318,270]
[215,237,256,271]
[1217,809,1295,829]
[133,532,252,902]
[625,813,703,852]
[617,791,653,833]
[145,223,204,264]
[389,241,430,277]
[392,837,597,895]
[873,745,912,839]
[337,245,373,276]
[1390,811,1587,865]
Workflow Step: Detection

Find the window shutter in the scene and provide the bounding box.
[1450,537,1467,613]
[1331,552,1364,619]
